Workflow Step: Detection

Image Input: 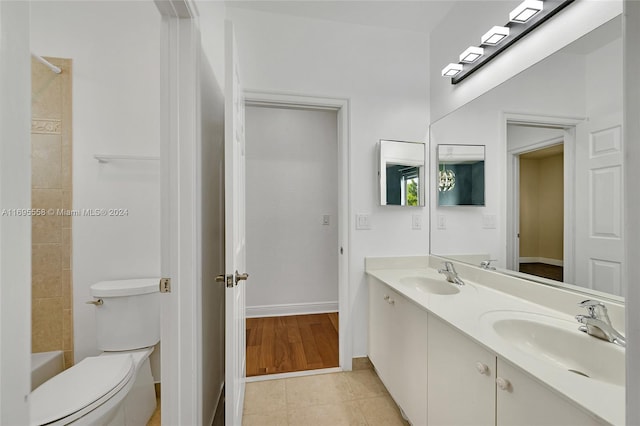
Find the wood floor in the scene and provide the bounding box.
[246,313,339,377]
[520,262,564,281]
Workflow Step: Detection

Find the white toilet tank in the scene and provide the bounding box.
[90,279,160,351]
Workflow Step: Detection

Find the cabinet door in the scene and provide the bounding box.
[392,292,428,426]
[368,277,393,383]
[428,314,495,426]
[496,358,605,426]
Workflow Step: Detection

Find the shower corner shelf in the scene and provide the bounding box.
[94,154,160,163]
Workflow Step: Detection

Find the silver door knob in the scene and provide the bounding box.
[235,271,249,284]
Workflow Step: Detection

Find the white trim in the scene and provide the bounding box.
[156,1,202,425]
[244,89,352,371]
[246,302,339,318]
[0,2,32,424]
[519,257,564,267]
[245,367,343,382]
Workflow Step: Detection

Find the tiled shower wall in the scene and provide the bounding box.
[31,57,73,368]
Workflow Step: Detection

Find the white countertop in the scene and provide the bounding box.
[366,263,625,425]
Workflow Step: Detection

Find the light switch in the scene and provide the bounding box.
[483,214,497,229]
[356,214,371,230]
[437,215,446,230]
[322,215,330,226]
[412,214,422,230]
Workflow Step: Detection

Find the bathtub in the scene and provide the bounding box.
[31,351,64,391]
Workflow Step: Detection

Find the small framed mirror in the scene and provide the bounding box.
[379,140,426,207]
[437,144,485,206]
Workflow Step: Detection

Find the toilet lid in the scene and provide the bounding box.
[30,354,135,426]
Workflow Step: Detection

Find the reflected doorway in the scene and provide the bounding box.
[518,144,564,281]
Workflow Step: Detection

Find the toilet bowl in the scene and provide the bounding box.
[30,278,160,426]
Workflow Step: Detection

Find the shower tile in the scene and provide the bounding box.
[64,351,74,369]
[62,308,73,351]
[32,134,62,189]
[62,269,72,309]
[31,58,62,120]
[32,297,63,353]
[61,228,72,270]
[61,145,72,190]
[32,189,62,244]
[32,243,62,299]
[61,190,72,228]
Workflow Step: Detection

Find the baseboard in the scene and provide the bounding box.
[246,301,338,318]
[519,257,563,267]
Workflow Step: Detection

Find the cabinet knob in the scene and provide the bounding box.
[475,362,490,375]
[383,295,395,305]
[496,377,512,391]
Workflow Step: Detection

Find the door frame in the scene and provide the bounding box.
[244,90,353,370]
[503,113,583,284]
[155,0,203,424]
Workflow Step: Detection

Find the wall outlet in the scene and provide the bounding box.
[437,215,446,230]
[483,214,497,229]
[322,215,330,226]
[356,214,371,230]
[412,214,422,230]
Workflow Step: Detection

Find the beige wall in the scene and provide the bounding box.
[31,57,73,368]
[519,153,564,262]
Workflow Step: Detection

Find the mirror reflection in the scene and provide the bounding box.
[429,16,624,300]
[437,145,485,206]
[379,140,426,207]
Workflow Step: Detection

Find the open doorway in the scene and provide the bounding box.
[517,144,564,281]
[244,103,340,377]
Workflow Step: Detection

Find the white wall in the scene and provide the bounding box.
[0,2,32,423]
[227,7,430,356]
[430,0,623,122]
[245,106,338,314]
[30,1,162,362]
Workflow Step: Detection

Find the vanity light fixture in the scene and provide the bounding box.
[481,26,510,46]
[509,0,544,23]
[441,0,575,84]
[441,63,463,77]
[459,46,484,63]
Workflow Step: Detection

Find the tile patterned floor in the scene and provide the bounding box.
[243,370,410,426]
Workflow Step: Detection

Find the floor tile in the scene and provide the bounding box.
[287,401,367,426]
[244,379,287,414]
[344,369,389,399]
[285,373,353,408]
[357,395,409,426]
[243,410,289,426]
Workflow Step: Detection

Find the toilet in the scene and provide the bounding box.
[30,278,160,426]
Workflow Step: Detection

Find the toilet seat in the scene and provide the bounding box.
[30,354,135,426]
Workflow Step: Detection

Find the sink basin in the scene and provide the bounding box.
[482,311,625,386]
[399,276,460,295]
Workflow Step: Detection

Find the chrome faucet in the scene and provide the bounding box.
[438,261,464,286]
[576,299,626,348]
[480,259,497,270]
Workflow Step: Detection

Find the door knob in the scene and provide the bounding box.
[215,275,225,283]
[235,270,249,284]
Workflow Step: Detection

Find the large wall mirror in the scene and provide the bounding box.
[437,144,485,206]
[429,15,624,301]
[379,140,426,207]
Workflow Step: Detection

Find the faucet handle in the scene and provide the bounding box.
[443,261,456,273]
[578,299,608,320]
[480,259,497,270]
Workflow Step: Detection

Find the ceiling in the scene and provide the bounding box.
[225,1,457,34]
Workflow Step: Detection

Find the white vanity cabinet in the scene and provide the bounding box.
[427,314,495,425]
[368,278,428,426]
[427,314,605,426]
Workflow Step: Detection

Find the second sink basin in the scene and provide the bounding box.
[482,311,625,387]
[399,276,460,295]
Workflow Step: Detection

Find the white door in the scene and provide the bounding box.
[224,20,247,425]
[574,113,624,296]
